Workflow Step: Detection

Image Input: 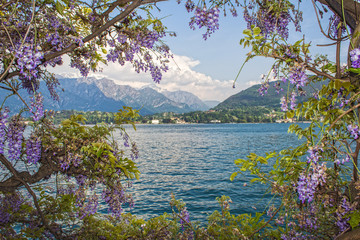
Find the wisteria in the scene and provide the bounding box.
[0,108,9,154]
[290,91,297,110]
[46,78,60,101]
[60,152,82,171]
[334,155,351,166]
[288,64,308,89]
[102,184,130,219]
[179,207,190,231]
[350,48,360,68]
[7,117,25,162]
[335,198,353,232]
[273,82,283,94]
[29,93,44,122]
[258,82,269,96]
[298,204,319,230]
[26,135,42,164]
[130,142,139,160]
[105,30,170,83]
[189,6,220,40]
[15,44,44,93]
[307,146,323,164]
[78,194,99,220]
[243,7,291,39]
[347,124,360,139]
[297,163,327,203]
[338,87,350,107]
[0,194,25,225]
[280,96,288,111]
[330,14,346,38]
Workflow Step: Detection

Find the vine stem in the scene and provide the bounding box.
[328,103,360,131]
[248,203,283,238]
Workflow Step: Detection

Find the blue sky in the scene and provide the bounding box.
[50,1,343,101]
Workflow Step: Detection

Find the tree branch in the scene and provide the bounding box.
[43,0,164,63]
[0,151,86,193]
[317,0,359,31]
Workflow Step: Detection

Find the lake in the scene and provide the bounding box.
[105,123,306,223]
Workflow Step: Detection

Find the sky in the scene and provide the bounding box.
[49,1,343,102]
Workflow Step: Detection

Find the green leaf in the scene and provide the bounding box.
[250,178,261,183]
[286,110,295,119]
[253,27,261,36]
[230,172,238,181]
[55,1,65,14]
[349,210,360,228]
[348,68,360,74]
[243,29,252,36]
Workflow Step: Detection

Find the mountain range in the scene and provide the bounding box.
[0,77,212,115]
[214,80,324,110]
[1,76,323,116]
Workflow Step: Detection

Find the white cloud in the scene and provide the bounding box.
[48,54,247,101]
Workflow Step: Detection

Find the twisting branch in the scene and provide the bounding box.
[0,154,61,238]
[43,0,164,63]
[317,0,358,30]
[328,103,360,131]
[0,148,87,193]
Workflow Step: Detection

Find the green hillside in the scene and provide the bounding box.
[215,80,325,110]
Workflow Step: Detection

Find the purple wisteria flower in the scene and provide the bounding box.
[7,117,25,162]
[330,14,346,38]
[307,146,323,164]
[290,91,297,110]
[0,108,9,154]
[258,82,269,96]
[273,82,283,94]
[102,183,133,219]
[179,207,190,231]
[26,135,41,164]
[29,93,44,121]
[299,204,319,230]
[335,155,351,166]
[78,194,98,220]
[60,152,82,171]
[15,44,44,93]
[350,48,360,68]
[189,6,220,40]
[288,65,308,89]
[105,30,168,83]
[0,194,24,225]
[347,124,360,139]
[280,96,288,111]
[297,163,327,203]
[336,198,352,232]
[243,6,291,40]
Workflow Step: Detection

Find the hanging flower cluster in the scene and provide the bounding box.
[29,93,44,122]
[350,48,360,68]
[189,6,220,40]
[297,163,327,204]
[15,44,44,93]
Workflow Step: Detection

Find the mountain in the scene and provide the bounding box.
[78,77,196,114]
[203,100,220,108]
[162,90,209,111]
[215,80,323,110]
[0,77,208,115]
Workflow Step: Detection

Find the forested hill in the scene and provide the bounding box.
[215,80,325,110]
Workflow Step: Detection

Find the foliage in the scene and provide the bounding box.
[52,107,285,124]
[1,0,360,239]
[0,0,172,238]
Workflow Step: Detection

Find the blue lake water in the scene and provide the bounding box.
[116,123,306,223]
